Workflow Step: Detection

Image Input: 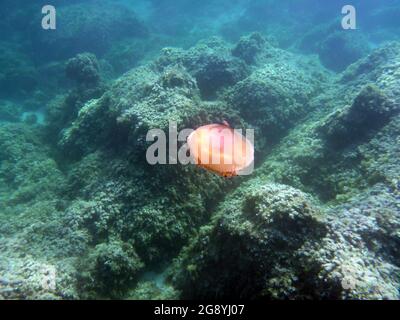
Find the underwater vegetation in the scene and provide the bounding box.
[187,122,254,177]
[0,0,400,300]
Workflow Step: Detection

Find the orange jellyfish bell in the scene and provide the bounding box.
[187,122,254,177]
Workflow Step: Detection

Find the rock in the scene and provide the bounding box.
[317,184,400,299]
[156,38,250,99]
[172,179,400,299]
[128,280,179,300]
[318,85,399,149]
[77,240,144,298]
[0,100,22,122]
[318,31,370,72]
[340,42,400,105]
[66,53,101,87]
[296,21,339,54]
[358,116,400,186]
[226,59,317,143]
[58,50,241,157]
[194,54,248,99]
[44,53,107,148]
[232,33,269,64]
[0,256,75,299]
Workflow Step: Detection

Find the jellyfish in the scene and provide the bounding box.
[187,122,254,177]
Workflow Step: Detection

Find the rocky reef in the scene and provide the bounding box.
[1,22,400,300]
[171,182,328,299]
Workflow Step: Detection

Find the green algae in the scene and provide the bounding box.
[0,13,400,300]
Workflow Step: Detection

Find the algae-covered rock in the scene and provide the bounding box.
[190,53,248,100]
[31,1,148,61]
[78,240,144,298]
[128,280,179,300]
[295,21,340,54]
[359,116,400,186]
[172,182,328,299]
[58,50,243,158]
[172,180,400,300]
[295,23,370,72]
[164,40,400,300]
[0,122,62,215]
[318,32,370,72]
[318,85,399,149]
[58,36,327,159]
[226,59,319,144]
[0,121,83,300]
[316,184,400,299]
[0,256,78,300]
[249,42,400,202]
[57,95,116,157]
[1,19,400,300]
[155,38,250,99]
[232,32,270,64]
[340,42,400,104]
[45,52,107,148]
